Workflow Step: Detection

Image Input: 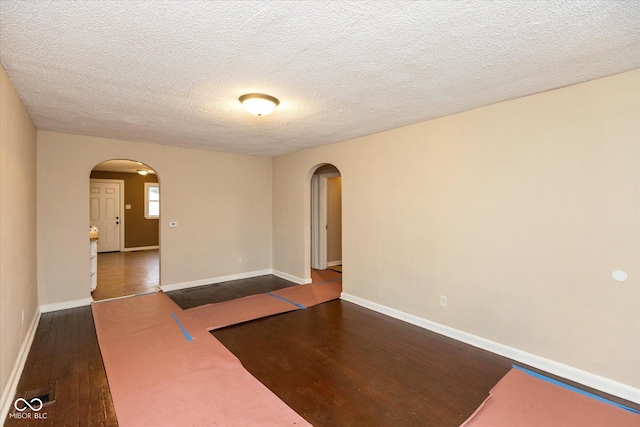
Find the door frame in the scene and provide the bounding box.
[90,178,125,252]
[311,171,340,270]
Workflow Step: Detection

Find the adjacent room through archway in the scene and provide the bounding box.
[89,159,160,300]
[310,164,342,283]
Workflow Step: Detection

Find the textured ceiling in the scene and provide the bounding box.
[1,1,638,157]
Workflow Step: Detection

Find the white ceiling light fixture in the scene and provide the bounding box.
[239,93,280,116]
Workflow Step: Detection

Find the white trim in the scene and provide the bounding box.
[327,260,342,267]
[272,269,312,285]
[340,292,640,404]
[121,245,159,252]
[0,308,41,425]
[39,297,93,313]
[160,269,274,292]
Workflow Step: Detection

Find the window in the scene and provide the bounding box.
[144,182,159,219]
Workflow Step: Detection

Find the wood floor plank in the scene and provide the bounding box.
[213,299,512,426]
[92,250,159,301]
[167,274,297,309]
[5,307,117,427]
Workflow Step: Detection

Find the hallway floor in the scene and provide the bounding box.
[91,249,159,301]
[90,251,338,302]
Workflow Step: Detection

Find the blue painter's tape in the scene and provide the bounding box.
[171,312,193,342]
[512,365,640,414]
[267,292,306,309]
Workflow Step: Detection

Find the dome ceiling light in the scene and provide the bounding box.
[239,93,280,116]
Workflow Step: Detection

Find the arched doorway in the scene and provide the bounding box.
[89,159,160,300]
[310,164,342,282]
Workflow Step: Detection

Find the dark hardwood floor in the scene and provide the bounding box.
[6,273,638,426]
[166,274,296,309]
[4,307,117,427]
[212,299,512,427]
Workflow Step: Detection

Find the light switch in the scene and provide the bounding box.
[125,204,132,209]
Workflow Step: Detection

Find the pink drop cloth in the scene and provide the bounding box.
[461,368,639,427]
[186,281,342,331]
[92,292,311,427]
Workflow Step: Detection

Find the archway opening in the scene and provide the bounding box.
[310,164,342,283]
[89,159,160,300]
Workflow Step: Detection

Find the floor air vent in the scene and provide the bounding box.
[10,385,56,416]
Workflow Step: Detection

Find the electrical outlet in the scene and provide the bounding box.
[237,257,242,264]
[21,310,24,325]
[439,295,447,308]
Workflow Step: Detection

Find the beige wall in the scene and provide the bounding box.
[37,131,272,305]
[0,67,38,401]
[272,70,639,387]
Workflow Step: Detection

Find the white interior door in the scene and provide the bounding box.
[90,179,123,253]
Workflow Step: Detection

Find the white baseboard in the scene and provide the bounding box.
[121,246,159,252]
[327,260,342,267]
[39,297,93,313]
[0,308,41,425]
[340,292,640,404]
[161,269,274,292]
[272,269,311,285]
